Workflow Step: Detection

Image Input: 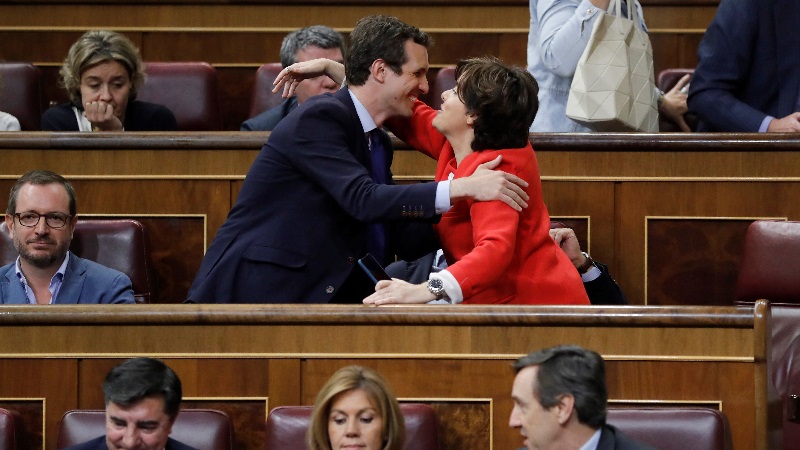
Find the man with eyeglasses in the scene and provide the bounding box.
[1,170,134,304]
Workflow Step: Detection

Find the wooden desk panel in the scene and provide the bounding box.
[0,302,771,450]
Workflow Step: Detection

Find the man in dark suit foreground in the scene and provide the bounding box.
[510,346,654,450]
[64,358,196,450]
[1,170,133,304]
[189,15,529,304]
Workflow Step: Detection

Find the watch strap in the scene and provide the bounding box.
[577,252,595,274]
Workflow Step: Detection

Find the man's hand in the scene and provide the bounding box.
[449,156,529,211]
[549,227,586,269]
[767,113,800,132]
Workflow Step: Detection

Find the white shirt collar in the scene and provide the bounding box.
[348,89,378,134]
[579,428,602,450]
[14,251,70,304]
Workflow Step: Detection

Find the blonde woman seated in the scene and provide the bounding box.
[42,30,177,132]
[275,57,589,305]
[309,365,405,450]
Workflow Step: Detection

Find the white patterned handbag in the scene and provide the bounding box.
[566,0,659,132]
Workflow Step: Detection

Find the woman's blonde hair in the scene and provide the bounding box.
[59,30,145,107]
[308,365,405,450]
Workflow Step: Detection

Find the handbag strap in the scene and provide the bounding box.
[610,0,623,18]
[608,0,643,31]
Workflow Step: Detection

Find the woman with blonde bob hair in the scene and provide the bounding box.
[41,30,176,132]
[309,365,405,450]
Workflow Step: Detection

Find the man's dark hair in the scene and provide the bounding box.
[280,25,346,68]
[455,56,539,151]
[102,357,183,419]
[344,15,431,87]
[513,345,607,428]
[6,170,77,216]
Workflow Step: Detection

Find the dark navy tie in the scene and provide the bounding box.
[366,129,388,263]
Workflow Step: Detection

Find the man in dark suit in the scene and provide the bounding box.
[510,346,655,450]
[1,170,133,304]
[189,15,528,303]
[64,358,196,450]
[240,25,345,131]
[689,0,800,132]
[549,227,626,305]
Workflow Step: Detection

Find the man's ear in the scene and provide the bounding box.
[165,415,176,436]
[69,214,78,239]
[5,214,14,239]
[554,394,575,425]
[370,59,387,83]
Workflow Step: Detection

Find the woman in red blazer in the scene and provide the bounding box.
[276,56,588,305]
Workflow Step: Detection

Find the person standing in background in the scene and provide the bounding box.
[527,0,690,132]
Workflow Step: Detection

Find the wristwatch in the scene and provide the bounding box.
[577,252,596,274]
[427,277,446,299]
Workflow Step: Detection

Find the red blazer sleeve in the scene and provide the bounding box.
[385,100,448,161]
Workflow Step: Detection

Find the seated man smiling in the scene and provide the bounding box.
[64,357,197,450]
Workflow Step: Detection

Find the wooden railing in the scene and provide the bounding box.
[0,301,771,450]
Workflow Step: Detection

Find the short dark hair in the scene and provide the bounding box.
[280,25,346,68]
[6,170,77,216]
[455,56,539,151]
[345,15,431,87]
[513,345,607,428]
[102,357,183,419]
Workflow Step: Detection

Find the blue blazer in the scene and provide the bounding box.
[188,88,438,303]
[240,96,298,131]
[0,252,134,304]
[689,0,800,131]
[63,435,197,450]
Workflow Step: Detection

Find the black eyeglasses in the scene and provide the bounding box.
[13,212,72,229]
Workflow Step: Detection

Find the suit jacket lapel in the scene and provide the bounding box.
[333,88,371,165]
[596,425,615,450]
[774,0,800,114]
[0,266,27,304]
[54,252,85,304]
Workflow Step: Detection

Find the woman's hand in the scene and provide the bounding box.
[363,279,436,305]
[84,101,123,131]
[272,58,346,98]
[658,74,691,132]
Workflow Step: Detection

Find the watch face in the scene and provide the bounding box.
[429,278,444,293]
